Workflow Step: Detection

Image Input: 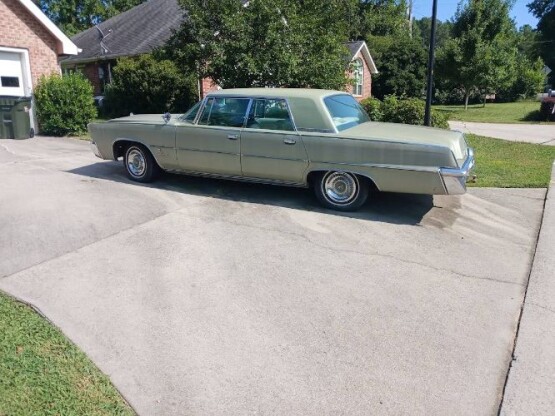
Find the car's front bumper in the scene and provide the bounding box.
[91,141,104,159]
[440,148,475,195]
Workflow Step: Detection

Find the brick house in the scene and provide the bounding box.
[345,40,378,101]
[0,0,79,128]
[62,0,377,102]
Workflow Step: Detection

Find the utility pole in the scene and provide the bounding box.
[424,0,438,126]
[408,0,414,38]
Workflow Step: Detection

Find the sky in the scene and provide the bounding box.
[412,0,539,28]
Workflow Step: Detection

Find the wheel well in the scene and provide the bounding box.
[113,140,146,160]
[307,170,378,191]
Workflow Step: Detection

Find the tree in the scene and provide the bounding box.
[168,0,355,90]
[103,55,197,117]
[413,18,453,50]
[528,0,555,85]
[436,0,518,108]
[354,0,409,40]
[516,24,542,61]
[371,36,427,99]
[34,0,144,36]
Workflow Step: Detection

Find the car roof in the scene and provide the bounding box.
[206,88,348,100]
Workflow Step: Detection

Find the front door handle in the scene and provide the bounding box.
[283,138,296,145]
[227,134,239,140]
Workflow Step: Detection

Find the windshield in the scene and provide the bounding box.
[324,94,370,131]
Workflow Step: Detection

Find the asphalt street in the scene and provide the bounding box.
[0,137,547,415]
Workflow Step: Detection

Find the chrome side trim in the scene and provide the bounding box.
[150,145,174,150]
[309,160,441,173]
[242,153,308,163]
[176,147,240,156]
[165,169,308,188]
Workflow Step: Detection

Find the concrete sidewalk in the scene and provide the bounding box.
[449,121,555,145]
[500,161,555,414]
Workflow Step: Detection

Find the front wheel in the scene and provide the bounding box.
[123,144,159,182]
[314,171,369,211]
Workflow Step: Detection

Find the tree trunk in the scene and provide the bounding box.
[482,94,486,108]
[464,92,470,110]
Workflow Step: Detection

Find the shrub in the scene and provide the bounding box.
[380,95,449,129]
[34,73,97,136]
[360,97,384,121]
[104,55,197,117]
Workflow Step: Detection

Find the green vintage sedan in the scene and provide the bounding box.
[89,88,474,211]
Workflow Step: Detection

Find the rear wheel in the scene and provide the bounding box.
[314,171,369,211]
[123,144,159,182]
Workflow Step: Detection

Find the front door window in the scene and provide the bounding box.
[198,97,250,127]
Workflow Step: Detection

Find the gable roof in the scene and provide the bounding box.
[346,41,378,74]
[63,0,183,64]
[16,0,79,55]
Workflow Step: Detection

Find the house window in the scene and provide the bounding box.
[352,59,363,96]
[1,76,20,88]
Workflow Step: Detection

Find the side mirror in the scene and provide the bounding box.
[163,112,171,123]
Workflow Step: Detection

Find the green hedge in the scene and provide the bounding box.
[103,55,197,117]
[360,96,449,129]
[34,73,97,136]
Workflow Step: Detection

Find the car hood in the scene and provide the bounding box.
[342,122,468,162]
[108,114,184,125]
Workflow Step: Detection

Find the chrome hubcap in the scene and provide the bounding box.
[127,148,146,177]
[323,172,358,204]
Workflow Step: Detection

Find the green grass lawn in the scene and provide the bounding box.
[467,134,555,188]
[0,292,135,416]
[434,101,553,124]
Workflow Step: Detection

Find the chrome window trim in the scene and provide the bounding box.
[204,94,299,132]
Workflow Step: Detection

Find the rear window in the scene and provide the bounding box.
[324,94,369,131]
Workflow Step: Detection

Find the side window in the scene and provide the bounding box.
[246,99,294,131]
[1,76,20,88]
[198,97,249,127]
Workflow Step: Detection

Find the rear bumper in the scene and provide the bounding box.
[440,148,475,195]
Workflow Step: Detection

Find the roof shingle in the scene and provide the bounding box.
[63,0,183,63]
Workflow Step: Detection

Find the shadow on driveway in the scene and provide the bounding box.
[67,161,436,226]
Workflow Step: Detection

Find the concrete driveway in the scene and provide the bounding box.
[0,137,546,415]
[449,121,555,145]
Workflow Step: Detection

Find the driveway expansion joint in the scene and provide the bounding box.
[0,206,187,281]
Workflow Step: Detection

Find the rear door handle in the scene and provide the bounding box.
[227,134,239,140]
[283,138,296,145]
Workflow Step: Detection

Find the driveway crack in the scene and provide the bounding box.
[183,212,524,287]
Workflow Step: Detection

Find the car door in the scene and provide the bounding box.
[175,97,249,176]
[240,98,308,183]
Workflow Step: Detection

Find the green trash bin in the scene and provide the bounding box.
[0,96,34,140]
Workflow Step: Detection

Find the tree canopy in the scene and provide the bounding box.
[436,0,518,108]
[34,0,144,36]
[528,0,555,84]
[167,0,355,90]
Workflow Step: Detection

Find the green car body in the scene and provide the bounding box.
[89,88,474,210]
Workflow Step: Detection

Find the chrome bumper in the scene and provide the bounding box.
[440,148,475,195]
[91,141,103,159]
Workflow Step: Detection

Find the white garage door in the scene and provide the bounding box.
[0,51,25,96]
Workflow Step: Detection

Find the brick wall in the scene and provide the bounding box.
[346,50,372,101]
[200,76,219,98]
[0,0,60,89]
[65,62,105,95]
